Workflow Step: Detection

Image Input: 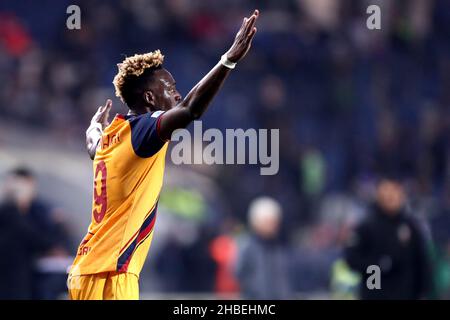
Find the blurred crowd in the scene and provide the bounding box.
[0,168,73,299]
[0,0,449,299]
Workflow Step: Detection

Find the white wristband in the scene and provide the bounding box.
[220,54,237,69]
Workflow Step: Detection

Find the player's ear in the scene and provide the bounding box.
[143,90,156,107]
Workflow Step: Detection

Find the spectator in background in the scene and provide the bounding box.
[344,177,432,299]
[155,222,216,294]
[0,168,52,299]
[235,197,292,299]
[0,167,72,299]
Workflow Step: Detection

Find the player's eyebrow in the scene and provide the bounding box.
[160,79,172,87]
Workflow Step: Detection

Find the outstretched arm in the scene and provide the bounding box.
[158,9,259,141]
[86,99,112,159]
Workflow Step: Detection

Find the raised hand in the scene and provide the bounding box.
[86,99,112,159]
[225,9,259,63]
[157,10,260,140]
[91,99,112,130]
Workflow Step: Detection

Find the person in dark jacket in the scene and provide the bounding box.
[235,197,292,299]
[344,178,431,300]
[0,200,52,299]
[0,167,69,299]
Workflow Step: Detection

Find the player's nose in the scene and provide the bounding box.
[174,92,182,102]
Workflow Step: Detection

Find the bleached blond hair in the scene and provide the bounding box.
[113,50,164,103]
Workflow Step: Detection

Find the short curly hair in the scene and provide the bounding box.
[113,50,164,106]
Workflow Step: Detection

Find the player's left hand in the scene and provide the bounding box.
[91,99,112,130]
[225,9,259,63]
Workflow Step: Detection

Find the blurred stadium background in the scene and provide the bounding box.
[0,0,449,299]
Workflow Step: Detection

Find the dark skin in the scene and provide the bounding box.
[87,9,259,158]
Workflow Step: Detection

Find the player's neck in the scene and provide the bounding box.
[127,105,151,116]
[127,109,146,116]
[127,110,139,116]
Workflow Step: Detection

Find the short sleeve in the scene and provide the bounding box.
[129,111,166,158]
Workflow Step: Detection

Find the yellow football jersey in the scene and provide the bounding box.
[70,111,168,277]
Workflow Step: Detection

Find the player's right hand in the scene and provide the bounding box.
[91,99,112,130]
[225,9,259,63]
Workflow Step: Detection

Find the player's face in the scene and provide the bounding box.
[152,68,182,111]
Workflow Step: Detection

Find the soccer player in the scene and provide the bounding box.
[68,9,259,300]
